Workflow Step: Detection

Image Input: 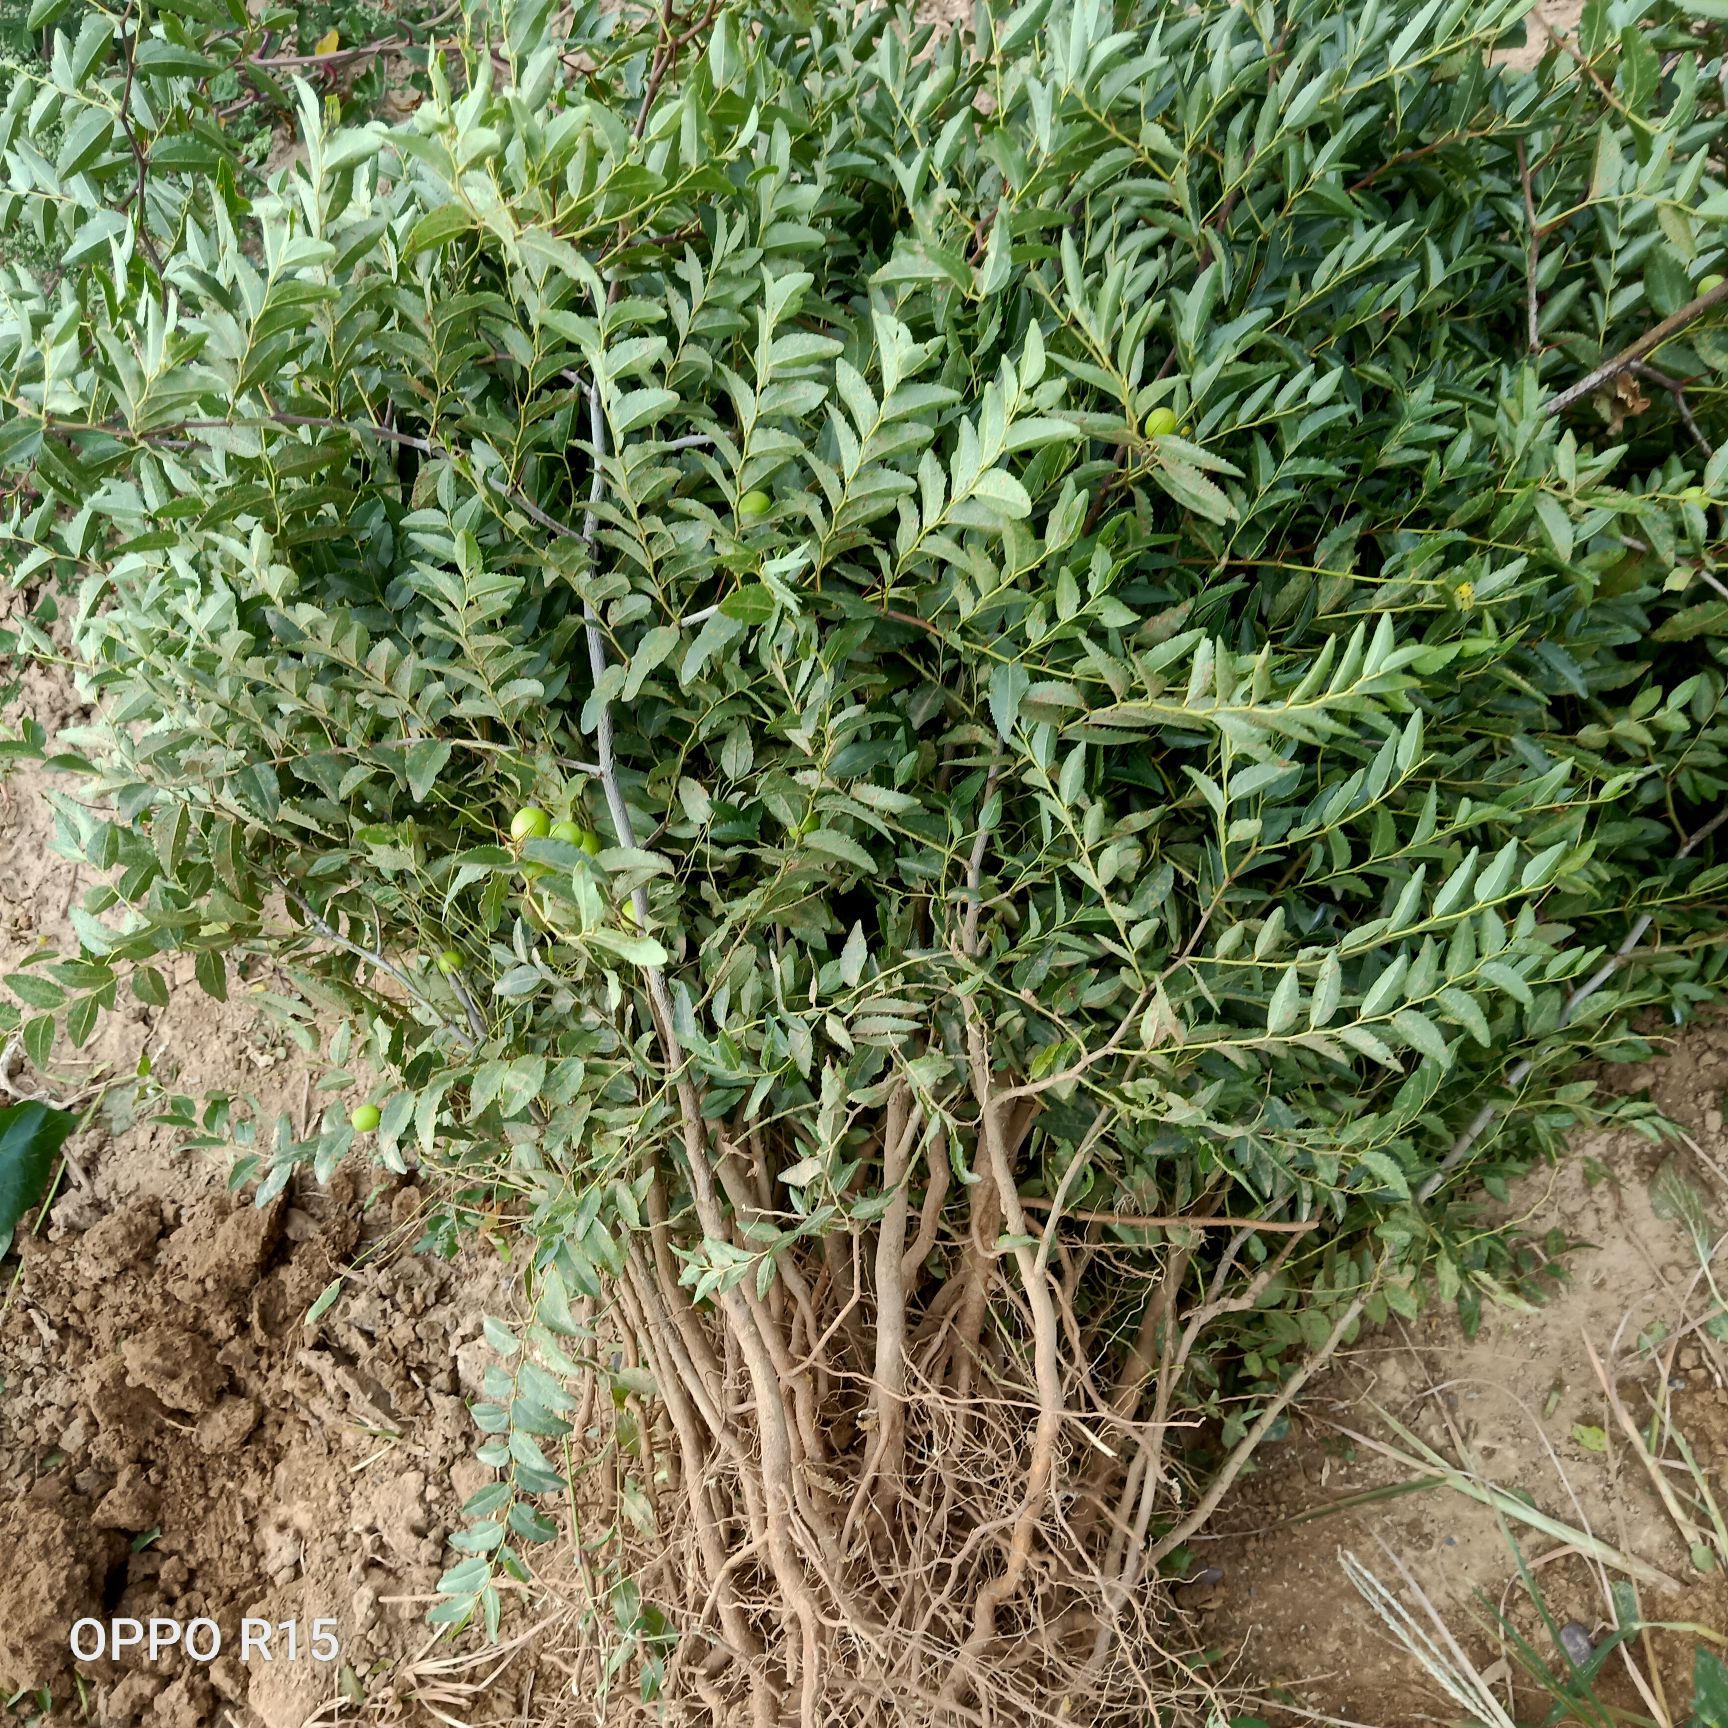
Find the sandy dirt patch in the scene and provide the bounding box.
[1198,1031,1728,1724]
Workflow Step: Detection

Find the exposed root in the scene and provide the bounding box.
[529,1303,1230,1726]
[501,1099,1352,1727]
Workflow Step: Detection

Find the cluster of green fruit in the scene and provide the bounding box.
[506,805,638,917]
[507,805,603,852]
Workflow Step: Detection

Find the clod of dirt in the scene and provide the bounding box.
[353,1467,436,1567]
[1171,1565,1226,1612]
[92,1464,161,1530]
[195,1395,260,1453]
[75,1205,163,1276]
[3,1173,507,1725]
[105,1671,168,1722]
[159,1194,285,1307]
[0,1499,121,1688]
[121,1324,227,1413]
[243,1610,328,1728]
[149,1674,214,1728]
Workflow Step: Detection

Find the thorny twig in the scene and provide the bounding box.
[245,2,459,72]
[110,410,711,554]
[1144,1293,1368,1567]
[1517,139,1541,355]
[1543,279,1728,418]
[1016,1197,1318,1232]
[1630,359,1714,456]
[1531,8,1639,122]
[284,885,484,1049]
[218,0,461,89]
[115,4,167,289]
[632,0,723,139]
[1085,1258,1368,1676]
[1346,124,1504,194]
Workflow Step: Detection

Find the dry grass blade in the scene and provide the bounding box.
[305,1617,552,1727]
[1333,1405,1681,1591]
[1581,1330,1713,1561]
[1339,1545,1518,1728]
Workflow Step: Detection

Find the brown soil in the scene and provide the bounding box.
[1199,1031,1728,1727]
[0,642,525,1727]
[1495,0,1588,71]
